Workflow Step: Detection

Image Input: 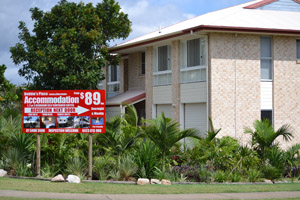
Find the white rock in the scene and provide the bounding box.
[150,179,161,184]
[66,175,81,183]
[51,174,65,182]
[161,179,171,185]
[0,169,7,177]
[137,178,150,185]
[264,179,273,184]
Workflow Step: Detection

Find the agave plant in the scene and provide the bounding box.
[66,157,87,179]
[119,154,138,181]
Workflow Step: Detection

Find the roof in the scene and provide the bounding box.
[110,0,300,52]
[106,90,145,106]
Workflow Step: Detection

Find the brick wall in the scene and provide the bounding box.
[209,33,260,145]
[128,52,145,90]
[145,47,153,120]
[273,36,300,148]
[172,40,180,122]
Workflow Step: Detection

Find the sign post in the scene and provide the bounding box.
[22,90,106,178]
[36,133,40,176]
[88,133,93,180]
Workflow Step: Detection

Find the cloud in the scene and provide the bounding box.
[117,0,195,43]
[0,0,249,85]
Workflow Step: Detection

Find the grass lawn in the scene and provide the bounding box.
[1,177,300,194]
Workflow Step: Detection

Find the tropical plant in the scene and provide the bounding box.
[41,163,60,178]
[119,154,138,181]
[206,117,221,142]
[142,113,200,171]
[263,163,281,183]
[214,170,227,183]
[2,148,25,175]
[66,157,87,179]
[248,168,261,183]
[244,119,293,159]
[198,165,212,183]
[94,155,116,180]
[284,144,300,179]
[229,172,241,182]
[134,140,160,179]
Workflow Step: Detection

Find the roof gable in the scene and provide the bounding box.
[245,0,300,12]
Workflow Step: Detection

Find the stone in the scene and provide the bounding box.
[66,175,81,184]
[137,178,150,185]
[51,174,65,182]
[0,169,7,177]
[264,179,273,184]
[161,179,171,185]
[150,179,161,184]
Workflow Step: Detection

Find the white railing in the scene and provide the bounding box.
[153,70,172,86]
[180,65,206,83]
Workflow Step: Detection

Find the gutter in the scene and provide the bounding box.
[110,25,300,53]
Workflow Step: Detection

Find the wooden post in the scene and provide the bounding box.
[88,133,93,180]
[36,133,41,177]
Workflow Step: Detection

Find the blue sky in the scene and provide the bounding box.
[0,0,250,85]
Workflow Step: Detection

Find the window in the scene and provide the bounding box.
[187,38,200,67]
[153,45,172,86]
[158,45,171,71]
[181,37,207,83]
[260,37,272,80]
[107,65,120,95]
[261,110,272,125]
[141,52,145,75]
[297,40,300,60]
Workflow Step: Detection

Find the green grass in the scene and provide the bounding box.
[1,177,300,194]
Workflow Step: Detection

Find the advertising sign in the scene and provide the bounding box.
[22,90,105,134]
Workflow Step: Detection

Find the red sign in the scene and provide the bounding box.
[22,90,105,134]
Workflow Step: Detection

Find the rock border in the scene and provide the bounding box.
[4,176,300,185]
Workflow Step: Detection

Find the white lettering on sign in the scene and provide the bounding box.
[24,96,79,104]
[80,92,101,105]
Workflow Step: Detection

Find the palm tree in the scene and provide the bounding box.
[244,119,293,159]
[96,105,141,167]
[142,113,200,172]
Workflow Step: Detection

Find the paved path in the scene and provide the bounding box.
[1,190,300,200]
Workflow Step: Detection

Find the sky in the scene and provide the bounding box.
[0,0,250,85]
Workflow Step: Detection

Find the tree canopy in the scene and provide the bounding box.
[0,64,21,116]
[10,0,131,90]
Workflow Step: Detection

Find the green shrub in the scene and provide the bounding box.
[66,157,87,179]
[230,172,241,182]
[198,165,212,183]
[119,155,138,181]
[16,162,33,177]
[214,170,227,183]
[134,140,160,179]
[94,155,116,180]
[263,164,281,182]
[248,168,261,183]
[41,163,60,178]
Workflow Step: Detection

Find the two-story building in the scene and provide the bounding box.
[103,0,300,147]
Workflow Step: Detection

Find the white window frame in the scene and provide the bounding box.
[180,36,208,84]
[107,65,120,93]
[297,39,300,61]
[98,80,103,90]
[153,44,172,86]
